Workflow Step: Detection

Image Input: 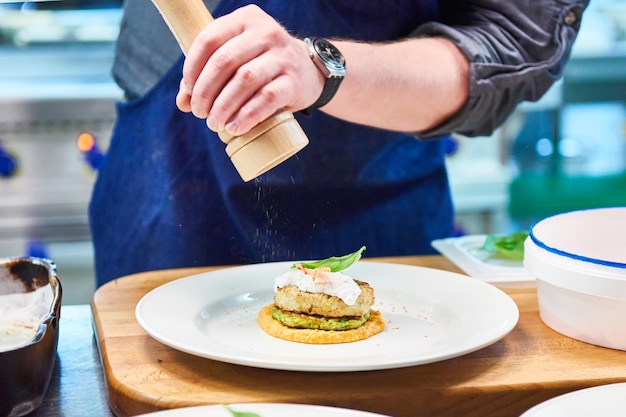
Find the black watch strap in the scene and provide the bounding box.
[304,37,346,110]
[310,76,343,109]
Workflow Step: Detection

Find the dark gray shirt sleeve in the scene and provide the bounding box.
[414,0,589,138]
[112,0,218,101]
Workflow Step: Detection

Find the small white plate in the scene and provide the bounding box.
[135,261,519,372]
[136,403,390,417]
[432,235,533,287]
[520,383,626,416]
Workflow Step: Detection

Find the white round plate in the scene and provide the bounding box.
[521,383,626,416]
[136,261,519,372]
[137,403,389,417]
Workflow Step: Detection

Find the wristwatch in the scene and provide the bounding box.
[304,37,346,109]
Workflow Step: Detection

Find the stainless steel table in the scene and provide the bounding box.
[30,304,114,417]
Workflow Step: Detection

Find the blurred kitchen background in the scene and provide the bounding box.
[0,0,625,304]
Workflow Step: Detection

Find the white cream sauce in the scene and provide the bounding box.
[0,285,52,352]
[274,268,362,305]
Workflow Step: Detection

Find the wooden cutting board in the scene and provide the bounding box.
[91,256,626,417]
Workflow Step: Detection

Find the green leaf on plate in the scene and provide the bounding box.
[482,231,529,260]
[223,405,262,417]
[292,246,366,272]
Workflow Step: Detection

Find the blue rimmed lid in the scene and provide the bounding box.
[529,207,626,270]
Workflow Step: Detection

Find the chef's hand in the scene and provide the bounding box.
[175,4,322,136]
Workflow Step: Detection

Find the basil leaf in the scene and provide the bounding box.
[293,246,366,272]
[223,405,261,417]
[482,231,529,260]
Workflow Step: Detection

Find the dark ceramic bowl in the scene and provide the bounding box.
[0,257,62,417]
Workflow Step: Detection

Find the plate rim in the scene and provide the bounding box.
[136,261,519,372]
[520,382,626,416]
[136,402,392,417]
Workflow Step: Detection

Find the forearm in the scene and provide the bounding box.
[321,37,470,134]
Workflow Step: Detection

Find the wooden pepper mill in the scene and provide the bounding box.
[150,0,309,182]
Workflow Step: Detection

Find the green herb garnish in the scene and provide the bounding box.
[481,231,529,260]
[223,405,261,417]
[292,246,366,272]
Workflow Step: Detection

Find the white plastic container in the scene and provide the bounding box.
[524,207,626,350]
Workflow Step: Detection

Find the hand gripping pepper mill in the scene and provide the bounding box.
[150,0,309,182]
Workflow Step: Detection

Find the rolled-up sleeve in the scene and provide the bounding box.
[414,0,589,138]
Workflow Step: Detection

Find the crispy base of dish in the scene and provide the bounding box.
[257,304,385,344]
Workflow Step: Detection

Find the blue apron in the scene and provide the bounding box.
[90,0,453,287]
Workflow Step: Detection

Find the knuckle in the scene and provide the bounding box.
[210,99,230,116]
[260,84,282,105]
[211,49,236,72]
[190,91,213,117]
[243,4,262,15]
[265,27,283,44]
[237,66,259,86]
[190,89,211,107]
[239,105,261,121]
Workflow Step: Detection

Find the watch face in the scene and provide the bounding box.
[313,38,345,69]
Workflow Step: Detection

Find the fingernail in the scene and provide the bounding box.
[206,114,217,131]
[225,120,238,135]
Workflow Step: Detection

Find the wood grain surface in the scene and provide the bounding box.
[91,256,626,417]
